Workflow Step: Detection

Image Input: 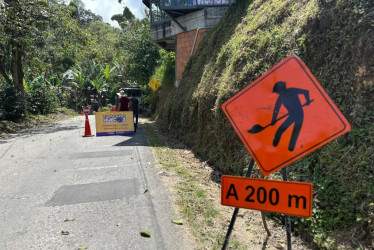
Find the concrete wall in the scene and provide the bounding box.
[151,20,172,40]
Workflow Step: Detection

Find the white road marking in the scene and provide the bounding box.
[69,163,139,171]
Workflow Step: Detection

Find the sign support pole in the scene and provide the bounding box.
[282,167,292,250]
[222,159,255,250]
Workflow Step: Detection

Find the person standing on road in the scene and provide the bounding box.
[129,93,140,127]
[117,89,130,111]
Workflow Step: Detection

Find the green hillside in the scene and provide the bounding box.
[152,0,373,248]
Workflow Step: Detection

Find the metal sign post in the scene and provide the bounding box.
[282,167,292,250]
[220,54,352,249]
[222,159,255,250]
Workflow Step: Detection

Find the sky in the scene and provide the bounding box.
[76,0,146,27]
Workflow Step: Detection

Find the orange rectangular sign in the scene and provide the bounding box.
[221,176,313,217]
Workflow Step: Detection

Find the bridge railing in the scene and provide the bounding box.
[150,0,235,26]
[160,0,235,9]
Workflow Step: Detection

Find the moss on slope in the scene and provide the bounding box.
[153,0,373,248]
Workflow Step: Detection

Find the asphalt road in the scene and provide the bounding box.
[0,115,191,250]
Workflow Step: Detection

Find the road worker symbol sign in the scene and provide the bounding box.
[222,54,351,176]
[221,176,313,217]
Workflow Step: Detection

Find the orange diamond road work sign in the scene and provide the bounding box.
[221,176,313,217]
[222,54,351,176]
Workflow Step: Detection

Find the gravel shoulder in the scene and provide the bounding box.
[0,109,77,138]
[140,116,315,250]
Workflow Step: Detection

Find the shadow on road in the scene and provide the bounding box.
[113,127,150,147]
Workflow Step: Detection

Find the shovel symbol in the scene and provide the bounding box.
[247,100,314,134]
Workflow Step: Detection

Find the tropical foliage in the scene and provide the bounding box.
[151,0,374,248]
[0,0,161,119]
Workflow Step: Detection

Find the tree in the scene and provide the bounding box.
[69,0,103,28]
[0,0,52,98]
[112,7,160,86]
[87,22,124,63]
[111,6,135,29]
[0,0,159,115]
[0,0,95,112]
[73,60,119,107]
[124,18,160,86]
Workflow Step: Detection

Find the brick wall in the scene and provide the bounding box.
[176,28,207,80]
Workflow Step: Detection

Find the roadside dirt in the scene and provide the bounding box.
[0,113,315,249]
[141,117,315,250]
[0,110,77,138]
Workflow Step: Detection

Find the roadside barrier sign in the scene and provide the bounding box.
[221,176,313,217]
[95,111,134,136]
[221,55,352,249]
[222,54,351,176]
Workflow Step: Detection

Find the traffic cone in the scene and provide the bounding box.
[83,114,94,137]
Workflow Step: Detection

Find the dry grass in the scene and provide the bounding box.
[141,117,313,249]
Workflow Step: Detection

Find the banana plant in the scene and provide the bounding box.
[91,64,117,107]
[72,67,91,107]
[71,61,118,108]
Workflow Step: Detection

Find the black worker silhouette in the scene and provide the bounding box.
[271,81,311,151]
[247,81,312,152]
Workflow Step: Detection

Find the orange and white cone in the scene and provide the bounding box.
[83,114,94,137]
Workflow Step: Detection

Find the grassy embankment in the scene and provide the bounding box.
[152,0,373,248]
[142,124,243,249]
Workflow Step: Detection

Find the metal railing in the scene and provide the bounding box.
[162,0,234,8]
[159,0,235,9]
[151,5,168,23]
[150,0,235,23]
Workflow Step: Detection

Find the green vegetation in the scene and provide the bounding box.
[144,50,175,114]
[0,86,25,121]
[1,0,372,248]
[142,124,246,249]
[26,80,58,115]
[0,0,161,121]
[154,50,176,87]
[152,0,374,248]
